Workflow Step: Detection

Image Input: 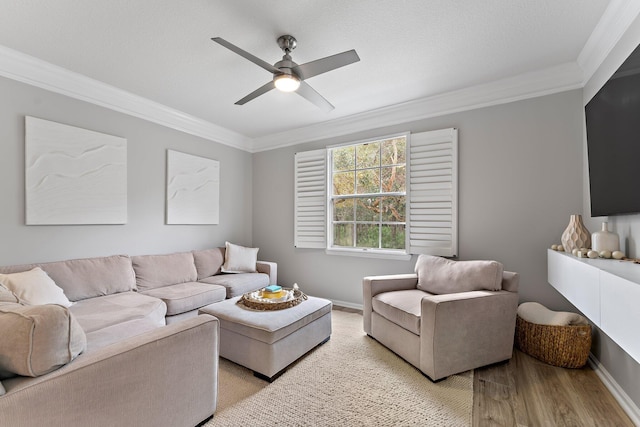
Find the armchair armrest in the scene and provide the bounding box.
[0,315,220,427]
[362,274,418,334]
[256,261,277,285]
[419,290,518,380]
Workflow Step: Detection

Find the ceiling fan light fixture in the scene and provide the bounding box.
[274,73,300,92]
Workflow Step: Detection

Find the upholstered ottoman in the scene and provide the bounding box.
[199,296,332,381]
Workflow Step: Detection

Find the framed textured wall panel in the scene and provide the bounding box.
[166,150,220,225]
[294,149,326,248]
[408,128,458,257]
[25,116,127,225]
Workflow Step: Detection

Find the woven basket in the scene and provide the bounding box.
[515,315,592,368]
[237,289,308,311]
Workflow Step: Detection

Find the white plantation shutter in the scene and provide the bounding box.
[294,149,327,248]
[408,128,458,257]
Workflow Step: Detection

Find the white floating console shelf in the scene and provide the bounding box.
[547,249,640,364]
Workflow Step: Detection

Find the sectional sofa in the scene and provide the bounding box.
[0,246,276,427]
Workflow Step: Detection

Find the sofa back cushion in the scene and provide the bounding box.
[0,303,86,379]
[415,254,504,294]
[132,252,197,291]
[192,248,225,280]
[0,255,136,302]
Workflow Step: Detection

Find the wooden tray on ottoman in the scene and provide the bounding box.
[238,288,308,311]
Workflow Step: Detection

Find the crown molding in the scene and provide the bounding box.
[578,0,640,85]
[251,62,584,152]
[0,12,625,156]
[0,45,251,151]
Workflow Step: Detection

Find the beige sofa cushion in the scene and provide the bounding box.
[0,303,86,379]
[70,292,165,334]
[132,252,197,291]
[141,282,226,316]
[0,268,72,307]
[415,255,504,294]
[199,272,269,298]
[192,248,225,280]
[70,292,166,351]
[0,255,136,302]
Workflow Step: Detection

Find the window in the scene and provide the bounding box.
[329,135,407,253]
[294,128,458,258]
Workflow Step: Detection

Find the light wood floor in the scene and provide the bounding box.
[473,349,634,426]
[333,307,634,426]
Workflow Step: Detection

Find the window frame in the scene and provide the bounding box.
[293,127,457,260]
[326,133,411,260]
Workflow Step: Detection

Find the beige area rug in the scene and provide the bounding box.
[205,310,472,426]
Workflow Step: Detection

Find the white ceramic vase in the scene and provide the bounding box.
[592,222,620,252]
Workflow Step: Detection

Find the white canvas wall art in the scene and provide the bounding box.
[25,116,127,225]
[166,150,220,224]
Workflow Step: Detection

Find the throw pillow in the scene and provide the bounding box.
[0,267,72,307]
[0,303,86,379]
[0,284,18,304]
[221,241,258,273]
[415,254,504,294]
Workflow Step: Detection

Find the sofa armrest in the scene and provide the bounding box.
[256,260,277,285]
[0,315,220,427]
[502,271,519,292]
[362,274,418,334]
[419,290,518,380]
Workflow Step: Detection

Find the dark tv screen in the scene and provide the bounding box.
[585,44,640,217]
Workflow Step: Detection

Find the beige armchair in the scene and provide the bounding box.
[363,255,519,381]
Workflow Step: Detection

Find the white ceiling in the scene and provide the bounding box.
[0,0,632,152]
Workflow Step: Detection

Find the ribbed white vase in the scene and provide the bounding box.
[592,222,620,252]
[561,214,591,253]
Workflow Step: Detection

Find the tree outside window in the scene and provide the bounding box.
[330,135,406,251]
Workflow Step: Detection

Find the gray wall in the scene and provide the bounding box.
[253,90,584,310]
[0,76,253,264]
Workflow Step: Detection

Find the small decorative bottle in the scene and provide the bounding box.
[592,222,620,252]
[561,214,591,253]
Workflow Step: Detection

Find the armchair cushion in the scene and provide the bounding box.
[372,289,429,335]
[415,255,504,294]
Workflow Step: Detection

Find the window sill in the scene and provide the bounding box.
[325,248,412,261]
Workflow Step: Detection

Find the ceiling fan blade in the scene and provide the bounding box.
[292,50,360,80]
[296,81,334,112]
[212,37,280,74]
[235,81,276,105]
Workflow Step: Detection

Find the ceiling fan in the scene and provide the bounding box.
[211,35,360,112]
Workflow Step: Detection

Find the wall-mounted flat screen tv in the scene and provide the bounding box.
[585,44,640,217]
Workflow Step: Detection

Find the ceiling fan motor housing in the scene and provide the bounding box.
[274,54,297,77]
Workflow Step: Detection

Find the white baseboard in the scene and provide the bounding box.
[588,354,640,425]
[330,299,363,312]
